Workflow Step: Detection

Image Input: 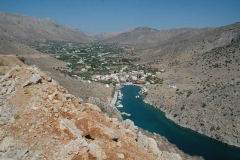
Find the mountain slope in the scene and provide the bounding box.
[0,56,202,160]
[144,34,240,147]
[0,12,93,55]
[124,22,240,64]
[103,27,194,45]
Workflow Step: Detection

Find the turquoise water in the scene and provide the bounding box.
[118,85,240,160]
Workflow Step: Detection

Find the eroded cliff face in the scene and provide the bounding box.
[0,56,198,160]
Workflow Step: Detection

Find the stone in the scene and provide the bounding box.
[15,148,28,159]
[22,74,42,88]
[0,151,16,160]
[0,88,7,95]
[88,142,107,160]
[61,138,89,160]
[117,153,124,159]
[0,99,4,106]
[55,113,59,118]
[63,107,68,113]
[137,132,149,151]
[103,126,120,140]
[55,101,63,108]
[60,118,83,137]
[0,137,14,152]
[160,151,182,160]
[52,79,59,85]
[147,138,160,155]
[85,103,101,112]
[0,73,12,82]
[6,84,15,94]
[47,77,52,82]
[122,119,138,134]
[53,106,58,113]
[48,91,59,101]
[77,104,85,112]
[30,150,43,160]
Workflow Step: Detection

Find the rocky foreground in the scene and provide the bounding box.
[0,56,204,160]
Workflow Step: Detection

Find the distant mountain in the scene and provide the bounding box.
[94,28,134,40]
[102,27,195,45]
[114,22,240,64]
[0,12,93,54]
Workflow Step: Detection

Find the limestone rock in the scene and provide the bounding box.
[52,79,59,85]
[0,137,14,152]
[60,118,83,137]
[62,138,89,160]
[22,74,42,87]
[147,138,160,155]
[103,126,120,140]
[122,119,138,134]
[30,150,43,160]
[137,131,149,150]
[53,106,58,113]
[6,84,15,94]
[0,73,12,82]
[117,153,124,159]
[86,103,101,112]
[0,148,29,160]
[47,77,52,82]
[88,142,107,160]
[160,151,182,160]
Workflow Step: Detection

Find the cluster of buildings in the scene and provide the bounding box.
[91,66,158,85]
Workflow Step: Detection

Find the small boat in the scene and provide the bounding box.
[118,91,123,99]
[116,104,123,108]
[136,96,139,99]
[115,101,120,106]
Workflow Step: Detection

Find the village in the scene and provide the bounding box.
[31,40,164,87]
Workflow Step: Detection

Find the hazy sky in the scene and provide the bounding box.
[1,0,240,34]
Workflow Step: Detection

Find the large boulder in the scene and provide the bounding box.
[22,74,42,87]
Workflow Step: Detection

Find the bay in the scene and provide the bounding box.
[117,85,240,160]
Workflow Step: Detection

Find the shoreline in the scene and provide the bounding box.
[143,98,240,148]
[117,84,240,148]
[111,84,240,148]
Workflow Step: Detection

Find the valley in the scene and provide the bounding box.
[0,10,240,159]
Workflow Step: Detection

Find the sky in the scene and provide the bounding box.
[0,0,240,34]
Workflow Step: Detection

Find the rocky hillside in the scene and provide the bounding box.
[0,56,204,160]
[144,35,240,147]
[103,27,194,45]
[0,12,93,55]
[0,11,121,118]
[112,22,240,64]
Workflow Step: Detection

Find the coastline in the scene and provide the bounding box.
[112,83,240,148]
[119,84,240,148]
[143,98,240,148]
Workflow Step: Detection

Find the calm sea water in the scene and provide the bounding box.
[117,85,240,160]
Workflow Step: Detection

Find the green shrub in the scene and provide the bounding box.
[186,90,192,98]
[14,114,20,119]
[17,56,26,63]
